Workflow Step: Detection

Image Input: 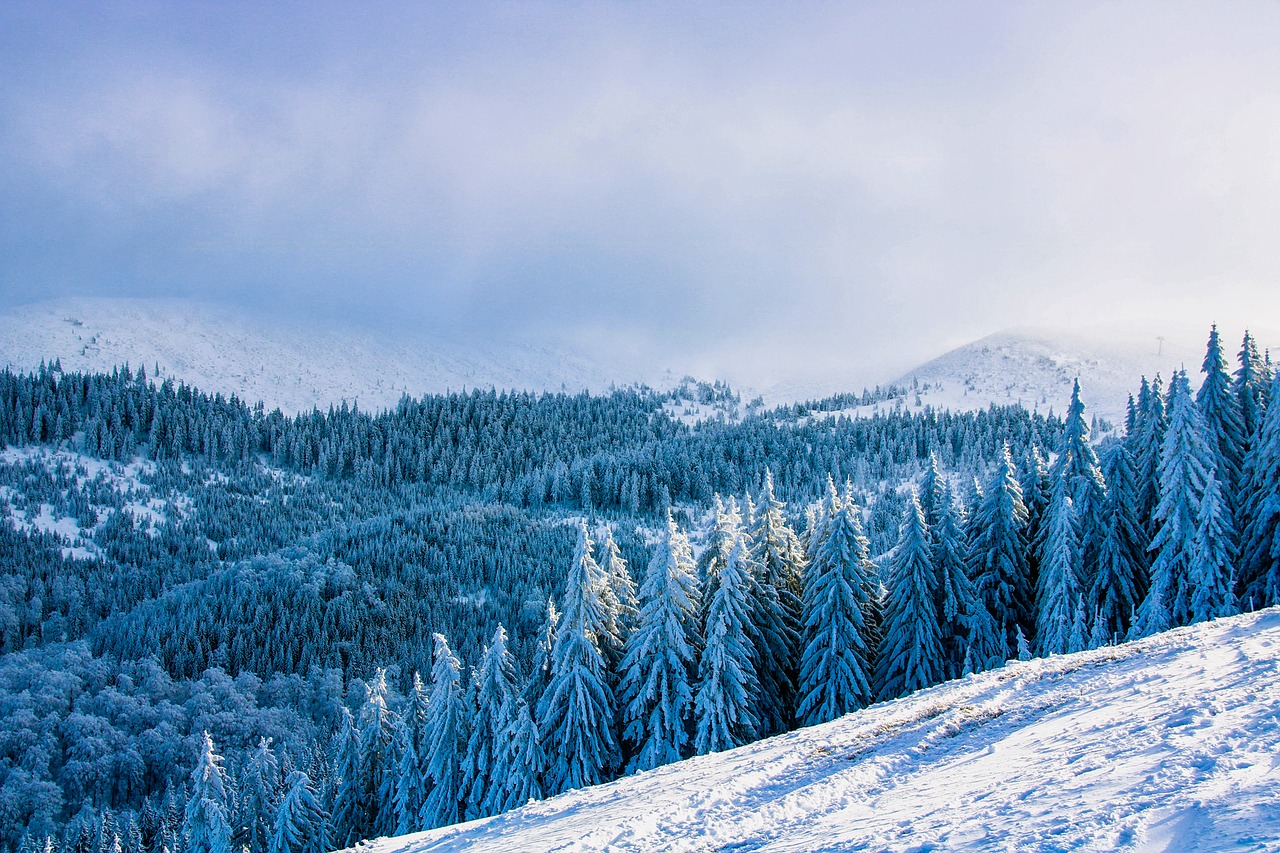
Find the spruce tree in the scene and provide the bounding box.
[619,511,700,773]
[538,522,619,794]
[1130,375,1168,540]
[598,526,638,668]
[1091,442,1148,642]
[694,535,760,754]
[1198,325,1247,507]
[1190,468,1236,623]
[393,674,429,835]
[747,470,804,737]
[1050,381,1106,592]
[327,708,361,848]
[1236,330,1271,445]
[875,491,943,700]
[498,702,545,812]
[461,625,518,819]
[1035,481,1086,656]
[235,738,280,853]
[1239,375,1280,608]
[930,478,973,680]
[420,633,464,830]
[966,445,1031,668]
[523,597,559,710]
[182,733,233,853]
[358,668,399,838]
[1133,371,1215,636]
[268,772,327,853]
[796,491,878,726]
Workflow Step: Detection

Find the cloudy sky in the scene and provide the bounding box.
[3,1,1279,384]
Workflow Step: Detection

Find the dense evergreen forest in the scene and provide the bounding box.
[0,326,1276,853]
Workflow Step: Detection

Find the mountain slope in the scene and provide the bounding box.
[881,325,1276,427]
[0,297,675,414]
[364,609,1280,853]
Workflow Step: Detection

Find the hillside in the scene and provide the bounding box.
[0,297,677,414]
[875,325,1275,427]
[363,609,1280,853]
[9,299,1273,423]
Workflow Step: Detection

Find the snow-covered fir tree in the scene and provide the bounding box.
[268,772,327,853]
[1190,468,1236,623]
[1133,371,1215,636]
[967,445,1031,668]
[1130,375,1168,539]
[1035,480,1086,656]
[1197,325,1247,510]
[694,535,760,754]
[598,526,638,671]
[358,668,400,838]
[420,633,464,830]
[461,625,519,819]
[393,673,429,834]
[235,737,280,853]
[746,470,804,737]
[1236,330,1272,445]
[538,522,619,794]
[523,597,559,710]
[619,511,700,773]
[182,733,233,853]
[328,708,361,849]
[796,490,878,726]
[1090,442,1148,642]
[498,701,545,812]
[1239,374,1280,608]
[875,490,943,699]
[1050,380,1107,591]
[920,455,974,680]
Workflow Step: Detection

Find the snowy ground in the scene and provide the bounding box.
[0,446,174,555]
[362,609,1280,853]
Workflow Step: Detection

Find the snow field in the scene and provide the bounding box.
[363,608,1280,853]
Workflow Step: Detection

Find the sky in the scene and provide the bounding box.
[3,1,1280,386]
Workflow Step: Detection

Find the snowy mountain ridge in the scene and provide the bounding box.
[2,298,1275,423]
[0,298,680,415]
[360,608,1280,853]
[879,325,1277,427]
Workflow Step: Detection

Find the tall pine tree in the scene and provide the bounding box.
[1239,375,1280,608]
[1133,371,1215,636]
[746,470,804,737]
[966,445,1031,669]
[694,535,760,754]
[875,490,943,700]
[796,491,878,726]
[619,511,700,773]
[538,522,619,794]
[1090,442,1148,642]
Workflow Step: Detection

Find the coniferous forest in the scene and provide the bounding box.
[0,326,1277,853]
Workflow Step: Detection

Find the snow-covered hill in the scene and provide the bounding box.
[4,299,1274,425]
[849,325,1277,428]
[363,609,1280,853]
[0,298,680,415]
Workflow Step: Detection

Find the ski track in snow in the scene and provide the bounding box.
[362,610,1280,853]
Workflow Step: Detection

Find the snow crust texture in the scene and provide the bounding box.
[364,608,1280,853]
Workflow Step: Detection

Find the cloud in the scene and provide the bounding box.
[3,2,1280,386]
